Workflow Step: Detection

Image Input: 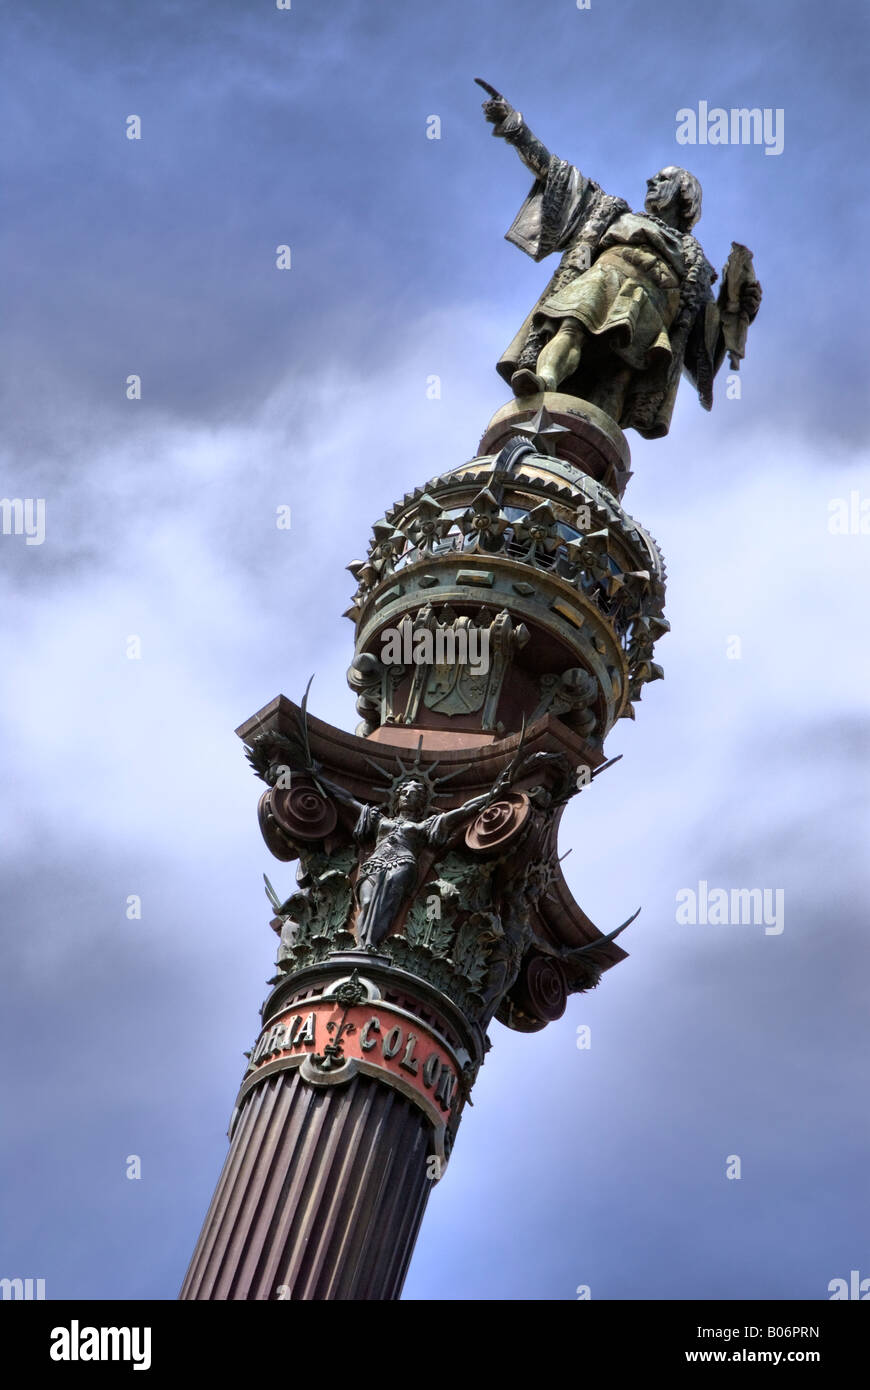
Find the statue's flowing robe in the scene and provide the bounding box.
[498,156,722,439]
[353,806,448,943]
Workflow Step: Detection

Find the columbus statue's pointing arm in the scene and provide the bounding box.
[476,78,553,181]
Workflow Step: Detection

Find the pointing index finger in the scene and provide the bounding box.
[474,77,503,101]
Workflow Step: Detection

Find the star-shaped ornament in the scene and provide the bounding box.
[512,407,572,457]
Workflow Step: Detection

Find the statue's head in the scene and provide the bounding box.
[645,166,702,231]
[395,777,428,817]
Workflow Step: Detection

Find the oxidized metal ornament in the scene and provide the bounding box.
[465,791,530,853]
[513,953,568,1023]
[269,777,338,841]
[257,789,298,861]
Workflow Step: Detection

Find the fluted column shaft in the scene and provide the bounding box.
[180,1066,432,1301]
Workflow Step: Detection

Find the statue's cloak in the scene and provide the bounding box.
[498,156,722,439]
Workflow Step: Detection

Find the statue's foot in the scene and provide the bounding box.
[352,938,379,954]
[510,368,546,398]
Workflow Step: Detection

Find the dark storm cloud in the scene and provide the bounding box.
[2,0,868,439]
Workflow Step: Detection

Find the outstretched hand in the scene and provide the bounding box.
[475,77,516,133]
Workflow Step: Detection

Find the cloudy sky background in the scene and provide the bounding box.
[1,0,868,1300]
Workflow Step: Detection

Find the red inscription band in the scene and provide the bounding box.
[239,999,461,1125]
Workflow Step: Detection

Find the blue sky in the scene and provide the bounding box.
[1,0,868,1301]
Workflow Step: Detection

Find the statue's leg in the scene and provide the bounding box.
[535,318,586,391]
[591,364,632,423]
[366,862,416,952]
[355,877,375,949]
[510,325,553,397]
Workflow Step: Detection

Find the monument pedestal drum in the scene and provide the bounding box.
[180,79,760,1302]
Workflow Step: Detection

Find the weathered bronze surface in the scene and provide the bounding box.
[242,698,628,1034]
[345,431,668,740]
[476,78,761,438]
